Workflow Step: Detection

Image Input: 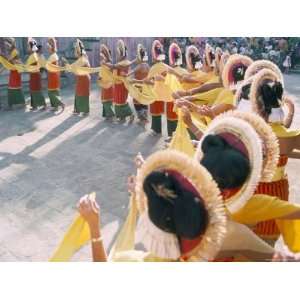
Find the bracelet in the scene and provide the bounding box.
[92,236,103,243]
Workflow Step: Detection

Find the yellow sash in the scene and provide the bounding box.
[271,123,300,138]
[231,194,300,252]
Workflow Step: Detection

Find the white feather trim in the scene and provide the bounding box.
[135,212,180,260]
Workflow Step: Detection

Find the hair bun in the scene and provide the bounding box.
[273,81,283,99]
[201,135,226,154]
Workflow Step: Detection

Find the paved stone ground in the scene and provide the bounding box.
[0,75,300,261]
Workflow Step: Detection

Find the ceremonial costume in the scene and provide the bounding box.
[99,44,115,119]
[166,43,183,136]
[248,69,300,242]
[4,38,25,108]
[113,40,133,120]
[27,38,46,110]
[133,44,150,123]
[47,38,64,110]
[149,40,166,134]
[72,39,90,114]
[182,45,212,91]
[196,114,300,254]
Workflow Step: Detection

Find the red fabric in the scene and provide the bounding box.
[75,75,90,97]
[113,83,128,104]
[166,102,178,120]
[253,155,289,237]
[48,62,60,90]
[219,132,249,158]
[221,187,241,200]
[101,86,114,101]
[30,72,42,92]
[8,70,22,88]
[48,72,60,90]
[150,101,164,115]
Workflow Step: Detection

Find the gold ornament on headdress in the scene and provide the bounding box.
[151,184,177,200]
[135,149,227,261]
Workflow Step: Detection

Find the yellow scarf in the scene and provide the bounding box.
[231,194,300,252]
[271,123,300,138]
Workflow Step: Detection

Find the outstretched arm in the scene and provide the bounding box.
[173,82,223,99]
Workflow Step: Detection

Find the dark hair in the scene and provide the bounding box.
[259,80,283,115]
[140,48,145,60]
[241,83,251,100]
[232,64,247,83]
[173,51,180,60]
[208,51,215,64]
[190,52,201,68]
[29,41,37,50]
[155,45,163,56]
[143,171,209,239]
[78,41,84,55]
[200,135,250,189]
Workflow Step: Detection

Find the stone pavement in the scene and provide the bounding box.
[0,75,300,261]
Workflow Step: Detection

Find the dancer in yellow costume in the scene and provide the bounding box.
[169,45,213,92]
[63,39,91,115]
[47,38,65,111]
[195,114,300,253]
[0,38,25,109]
[234,68,300,243]
[113,39,135,123]
[166,42,183,137]
[175,54,254,135]
[130,44,150,126]
[77,148,283,262]
[98,44,115,121]
[27,38,46,111]
[148,40,167,135]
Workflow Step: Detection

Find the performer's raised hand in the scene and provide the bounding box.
[77,193,100,228]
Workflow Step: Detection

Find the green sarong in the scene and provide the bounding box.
[74,95,89,113]
[114,103,132,119]
[8,88,25,107]
[151,115,162,134]
[31,91,46,108]
[102,101,115,118]
[167,120,178,137]
[49,90,63,108]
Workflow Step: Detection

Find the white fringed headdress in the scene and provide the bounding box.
[135,150,227,261]
[195,116,263,213]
